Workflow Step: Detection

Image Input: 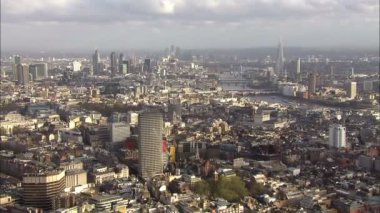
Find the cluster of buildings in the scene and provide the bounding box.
[0,45,379,212]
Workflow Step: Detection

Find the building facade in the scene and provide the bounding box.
[138,112,163,178]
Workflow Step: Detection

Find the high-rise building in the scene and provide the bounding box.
[138,112,163,178]
[14,55,21,64]
[72,61,82,72]
[308,73,317,95]
[17,64,30,85]
[121,60,129,74]
[346,81,357,99]
[29,63,48,80]
[329,124,346,148]
[22,169,66,210]
[143,59,151,73]
[363,80,374,91]
[118,53,124,73]
[296,58,301,82]
[110,52,118,74]
[13,55,21,80]
[92,49,100,75]
[275,39,285,77]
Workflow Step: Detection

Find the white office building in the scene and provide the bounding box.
[329,124,346,148]
[110,122,130,143]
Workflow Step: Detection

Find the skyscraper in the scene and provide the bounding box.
[13,55,21,81]
[17,64,29,85]
[110,52,118,74]
[275,38,285,77]
[118,53,124,73]
[92,49,100,75]
[329,124,346,148]
[143,59,151,73]
[346,81,357,99]
[138,112,163,178]
[29,63,48,80]
[296,58,301,82]
[308,73,317,95]
[121,60,129,74]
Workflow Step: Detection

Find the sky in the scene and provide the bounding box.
[1,0,379,52]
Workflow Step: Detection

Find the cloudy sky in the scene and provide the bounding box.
[1,0,379,52]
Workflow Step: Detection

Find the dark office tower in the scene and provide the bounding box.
[275,38,285,77]
[121,60,129,74]
[17,64,29,85]
[143,59,151,73]
[118,53,124,73]
[14,55,21,64]
[308,73,317,95]
[110,52,118,74]
[175,46,181,58]
[29,63,48,80]
[330,65,334,81]
[92,49,100,75]
[13,55,22,80]
[22,169,66,211]
[138,112,163,179]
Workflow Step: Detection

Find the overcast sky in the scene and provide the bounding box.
[1,0,379,52]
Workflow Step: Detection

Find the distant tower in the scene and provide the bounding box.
[329,124,346,148]
[118,53,124,73]
[110,52,118,74]
[17,64,29,85]
[138,112,163,179]
[296,58,301,82]
[308,73,317,96]
[330,65,334,81]
[275,38,285,77]
[92,49,100,75]
[346,81,357,99]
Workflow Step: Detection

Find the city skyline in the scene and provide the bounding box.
[1,0,379,52]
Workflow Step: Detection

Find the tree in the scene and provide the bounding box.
[193,180,211,196]
[249,182,266,197]
[214,176,249,202]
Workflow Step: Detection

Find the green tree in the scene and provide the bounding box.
[193,180,211,196]
[249,182,266,197]
[214,176,249,202]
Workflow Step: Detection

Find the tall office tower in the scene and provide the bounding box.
[14,55,21,64]
[110,52,118,74]
[308,73,317,95]
[138,112,163,179]
[296,58,301,82]
[121,60,129,74]
[22,169,66,210]
[143,59,151,73]
[92,49,100,75]
[275,38,285,77]
[29,63,48,80]
[346,81,357,99]
[329,124,346,148]
[17,64,29,85]
[13,55,21,80]
[330,65,334,81]
[72,61,82,72]
[118,53,124,73]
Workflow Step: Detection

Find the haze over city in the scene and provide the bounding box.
[1,0,379,52]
